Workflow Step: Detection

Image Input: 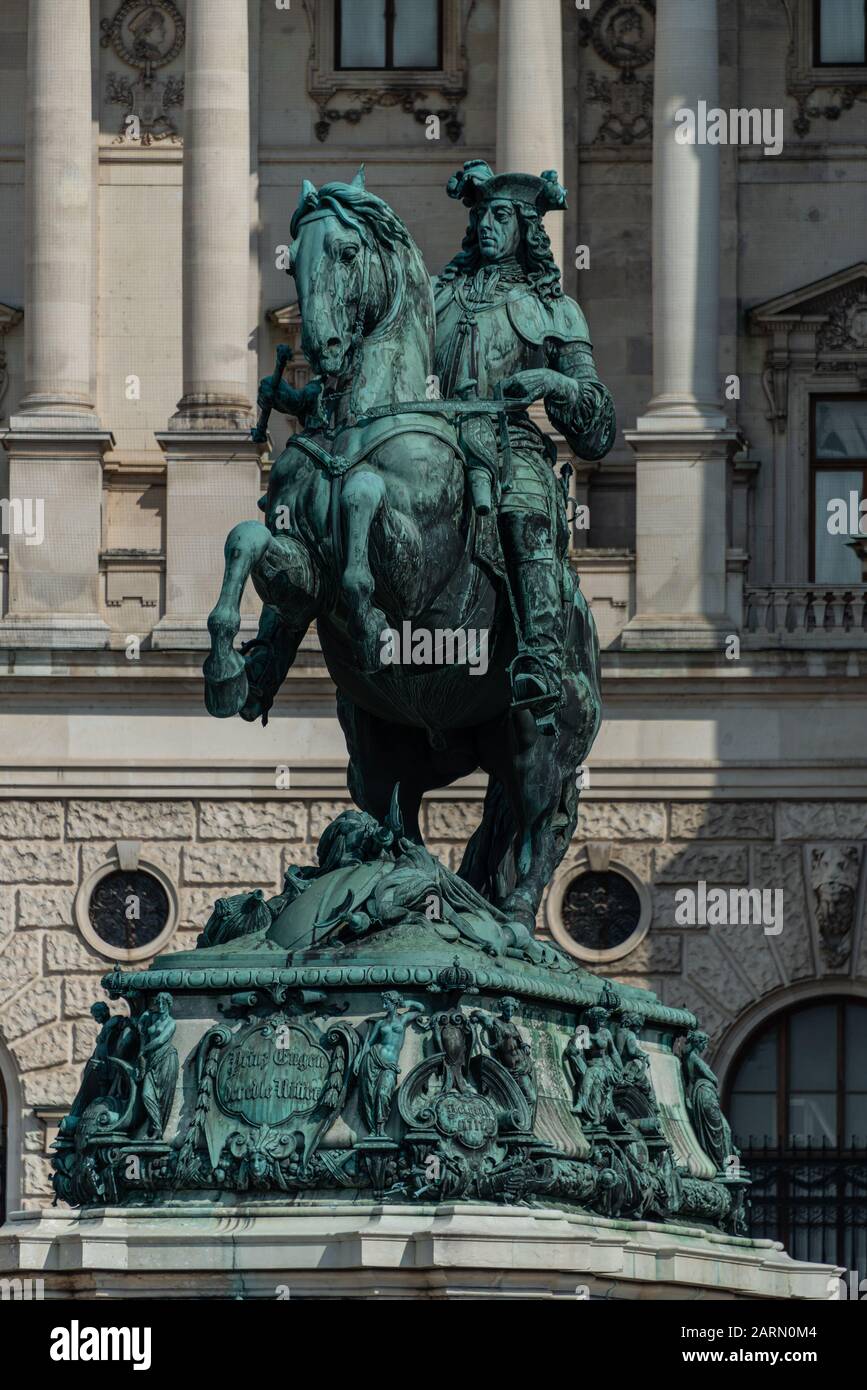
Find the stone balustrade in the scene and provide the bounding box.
[743,585,867,644]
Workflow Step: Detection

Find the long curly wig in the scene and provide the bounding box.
[437,204,563,302]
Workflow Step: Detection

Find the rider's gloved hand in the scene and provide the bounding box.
[501,368,565,409]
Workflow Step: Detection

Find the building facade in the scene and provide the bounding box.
[0,0,865,1272]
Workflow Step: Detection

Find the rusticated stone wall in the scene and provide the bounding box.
[2,795,867,1208]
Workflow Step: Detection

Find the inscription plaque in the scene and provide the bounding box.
[434,1092,498,1150]
[216,1020,329,1127]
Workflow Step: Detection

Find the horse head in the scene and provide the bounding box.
[287,166,433,402]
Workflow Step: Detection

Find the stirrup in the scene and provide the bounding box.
[507,651,561,733]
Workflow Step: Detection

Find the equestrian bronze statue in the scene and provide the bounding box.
[53,167,747,1230]
[203,162,614,933]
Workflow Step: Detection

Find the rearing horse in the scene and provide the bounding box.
[203,172,601,930]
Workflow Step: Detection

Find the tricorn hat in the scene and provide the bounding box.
[446,160,567,215]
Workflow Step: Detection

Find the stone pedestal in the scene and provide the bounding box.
[0,1203,838,1300]
[0,427,113,648]
[621,427,740,650]
[151,431,263,649]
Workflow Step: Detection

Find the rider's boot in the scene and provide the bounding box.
[500,512,564,736]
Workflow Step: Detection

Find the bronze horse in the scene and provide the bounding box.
[203,174,602,929]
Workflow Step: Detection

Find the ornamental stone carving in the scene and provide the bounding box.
[579,0,656,73]
[810,844,862,972]
[580,0,655,145]
[302,0,469,143]
[749,265,867,431]
[782,0,867,137]
[101,1,185,145]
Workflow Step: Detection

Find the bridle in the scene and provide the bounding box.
[294,208,396,418]
[295,211,376,364]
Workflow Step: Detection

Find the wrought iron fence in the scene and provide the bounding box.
[741,1138,867,1276]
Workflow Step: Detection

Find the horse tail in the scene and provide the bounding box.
[457,777,516,901]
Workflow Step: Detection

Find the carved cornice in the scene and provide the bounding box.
[103,959,696,1030]
[749,265,867,427]
[266,303,302,334]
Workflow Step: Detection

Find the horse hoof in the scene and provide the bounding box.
[501,897,537,935]
[203,650,249,718]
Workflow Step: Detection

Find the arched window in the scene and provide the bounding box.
[726,998,867,1271]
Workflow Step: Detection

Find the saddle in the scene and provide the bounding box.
[283,396,528,566]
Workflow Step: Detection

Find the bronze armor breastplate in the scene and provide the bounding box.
[434,278,539,400]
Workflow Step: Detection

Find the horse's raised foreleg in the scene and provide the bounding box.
[204,520,271,718]
[339,468,389,673]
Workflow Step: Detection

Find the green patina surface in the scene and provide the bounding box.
[52,166,747,1233]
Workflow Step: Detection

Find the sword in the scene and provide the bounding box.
[494,380,514,493]
[251,343,293,445]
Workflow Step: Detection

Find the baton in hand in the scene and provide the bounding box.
[251,343,293,445]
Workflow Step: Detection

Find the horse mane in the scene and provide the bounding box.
[290,180,412,254]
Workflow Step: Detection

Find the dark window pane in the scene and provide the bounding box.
[88,869,170,951]
[734,1027,778,1092]
[845,1092,867,1146]
[730,1002,867,1267]
[788,1092,837,1145]
[340,0,386,68]
[789,1004,837,1089]
[730,1093,777,1147]
[560,870,641,953]
[846,1002,867,1075]
[393,0,440,67]
[815,399,867,458]
[814,469,864,584]
[819,0,866,62]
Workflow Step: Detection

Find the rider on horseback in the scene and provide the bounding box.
[434,161,616,730]
[210,169,608,926]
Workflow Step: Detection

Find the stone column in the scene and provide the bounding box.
[155,0,260,648]
[175,0,252,426]
[1,0,112,647]
[497,0,564,272]
[622,0,738,649]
